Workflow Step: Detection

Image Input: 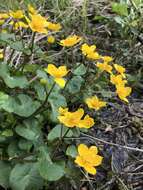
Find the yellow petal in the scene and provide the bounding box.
[54,78,66,88]
[122,97,129,103]
[89,146,98,155]
[78,115,94,128]
[46,22,61,31]
[78,144,88,156]
[74,156,85,167]
[90,155,103,166]
[73,108,84,121]
[45,64,58,76]
[84,164,96,175]
[58,66,69,77]
[58,107,68,115]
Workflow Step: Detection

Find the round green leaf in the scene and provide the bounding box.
[38,162,65,181]
[0,161,11,188]
[67,76,84,94]
[10,163,43,190]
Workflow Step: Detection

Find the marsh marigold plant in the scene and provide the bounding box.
[0,4,134,189]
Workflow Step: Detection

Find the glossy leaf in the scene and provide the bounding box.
[0,161,11,188]
[0,64,28,88]
[10,163,43,190]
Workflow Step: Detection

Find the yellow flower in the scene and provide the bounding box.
[75,144,103,175]
[58,108,84,128]
[60,35,82,47]
[47,35,55,43]
[0,13,9,19]
[81,43,100,60]
[10,10,24,19]
[46,22,61,31]
[110,74,127,86]
[81,43,96,56]
[101,56,113,63]
[86,96,106,110]
[28,4,37,15]
[58,108,94,128]
[96,62,112,74]
[114,64,126,78]
[0,49,4,59]
[116,85,132,103]
[44,64,68,88]
[29,14,48,34]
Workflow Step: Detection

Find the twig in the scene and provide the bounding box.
[81,133,143,152]
[64,134,143,153]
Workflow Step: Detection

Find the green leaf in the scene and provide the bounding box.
[0,92,40,117]
[1,129,13,137]
[15,119,41,141]
[11,94,40,117]
[34,82,46,101]
[18,139,33,150]
[48,124,73,141]
[112,3,128,16]
[9,163,43,190]
[0,92,13,112]
[0,64,28,88]
[38,161,65,181]
[10,41,24,51]
[38,146,52,164]
[7,140,23,157]
[0,161,11,188]
[67,76,84,94]
[73,63,86,76]
[36,69,48,79]
[38,146,65,181]
[0,33,15,43]
[66,145,78,158]
[24,64,40,73]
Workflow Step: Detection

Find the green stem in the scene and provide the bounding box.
[60,125,63,141]
[62,128,71,139]
[30,32,36,54]
[82,0,88,33]
[52,127,71,159]
[28,82,56,118]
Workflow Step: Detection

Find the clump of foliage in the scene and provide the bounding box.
[0,2,133,190]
